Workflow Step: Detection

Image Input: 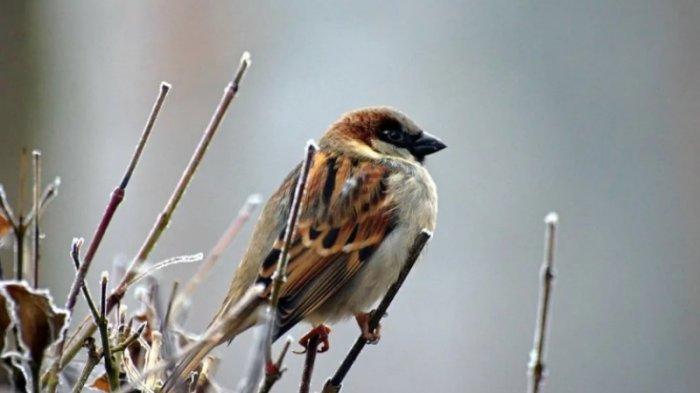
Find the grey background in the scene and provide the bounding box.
[1,1,699,392]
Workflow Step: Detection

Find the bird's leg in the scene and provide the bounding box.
[295,324,331,354]
[355,311,381,344]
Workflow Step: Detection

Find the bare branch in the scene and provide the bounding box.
[70,337,100,393]
[527,212,559,393]
[97,271,120,391]
[269,142,317,309]
[299,334,321,393]
[46,81,171,382]
[323,230,432,392]
[110,51,252,309]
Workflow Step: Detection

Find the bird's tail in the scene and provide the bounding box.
[162,285,265,392]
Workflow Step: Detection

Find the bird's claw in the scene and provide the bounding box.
[355,311,382,344]
[294,324,331,354]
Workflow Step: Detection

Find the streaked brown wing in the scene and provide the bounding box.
[256,152,397,337]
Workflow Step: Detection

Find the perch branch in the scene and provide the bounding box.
[299,334,321,393]
[527,212,559,393]
[322,230,432,392]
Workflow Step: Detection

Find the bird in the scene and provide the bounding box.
[216,105,445,345]
[167,106,445,386]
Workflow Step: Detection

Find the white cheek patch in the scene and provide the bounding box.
[370,138,414,161]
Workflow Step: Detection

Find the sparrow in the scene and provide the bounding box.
[213,106,445,346]
[168,107,445,386]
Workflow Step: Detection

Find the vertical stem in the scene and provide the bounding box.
[98,272,120,392]
[527,212,559,393]
[15,223,24,281]
[31,150,41,288]
[269,142,317,309]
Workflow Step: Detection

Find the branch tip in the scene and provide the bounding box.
[544,212,558,225]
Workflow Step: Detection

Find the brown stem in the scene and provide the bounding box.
[299,334,321,393]
[97,272,120,392]
[45,82,171,384]
[322,230,432,392]
[527,212,559,393]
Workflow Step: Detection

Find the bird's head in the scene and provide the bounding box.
[321,107,446,164]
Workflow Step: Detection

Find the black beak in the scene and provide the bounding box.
[410,131,447,160]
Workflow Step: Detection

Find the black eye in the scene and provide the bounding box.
[382,129,403,142]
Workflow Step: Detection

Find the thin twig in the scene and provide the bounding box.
[258,337,293,393]
[31,150,41,288]
[110,52,252,311]
[269,142,317,309]
[24,176,61,223]
[45,238,88,392]
[173,194,262,323]
[16,148,28,280]
[112,322,146,353]
[299,334,321,393]
[527,212,559,393]
[322,230,432,392]
[160,281,179,359]
[96,272,120,392]
[47,82,171,382]
[71,337,100,393]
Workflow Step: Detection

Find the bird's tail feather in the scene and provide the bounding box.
[162,285,265,392]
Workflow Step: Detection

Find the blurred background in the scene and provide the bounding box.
[1,1,699,392]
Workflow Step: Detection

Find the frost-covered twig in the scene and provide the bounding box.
[322,230,432,392]
[173,194,262,323]
[527,212,559,393]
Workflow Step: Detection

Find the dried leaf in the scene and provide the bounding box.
[88,373,110,392]
[0,294,12,353]
[2,282,68,385]
[0,212,11,242]
[144,331,164,390]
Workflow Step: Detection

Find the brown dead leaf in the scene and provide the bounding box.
[0,212,11,241]
[3,282,68,382]
[88,373,110,392]
[0,294,12,353]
